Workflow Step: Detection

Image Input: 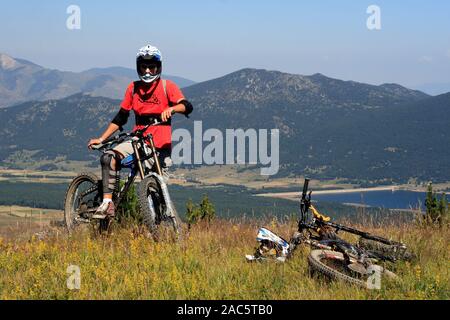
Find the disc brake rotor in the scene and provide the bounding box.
[347,263,369,275]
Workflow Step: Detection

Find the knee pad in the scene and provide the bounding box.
[100,151,115,168]
[100,151,118,195]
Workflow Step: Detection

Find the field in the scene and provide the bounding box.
[0,167,447,300]
[0,206,63,239]
[0,166,344,189]
[2,166,450,197]
[0,217,448,300]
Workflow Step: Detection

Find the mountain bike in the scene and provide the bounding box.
[63,119,182,241]
[246,179,413,289]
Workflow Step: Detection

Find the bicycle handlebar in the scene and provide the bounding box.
[90,118,167,151]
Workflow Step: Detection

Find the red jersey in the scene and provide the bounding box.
[120,79,185,149]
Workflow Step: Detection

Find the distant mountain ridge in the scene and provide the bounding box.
[179,69,449,182]
[183,68,428,111]
[80,66,196,88]
[0,53,196,108]
[0,68,448,183]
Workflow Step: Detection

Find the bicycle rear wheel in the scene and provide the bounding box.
[308,249,398,289]
[64,172,103,233]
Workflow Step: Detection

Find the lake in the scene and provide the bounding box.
[313,190,427,210]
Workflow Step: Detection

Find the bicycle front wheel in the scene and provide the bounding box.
[137,176,182,242]
[308,249,398,289]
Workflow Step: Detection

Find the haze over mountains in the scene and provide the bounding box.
[0,56,449,183]
[413,82,450,96]
[0,53,196,108]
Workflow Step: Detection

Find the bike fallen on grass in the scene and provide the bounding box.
[246,178,414,289]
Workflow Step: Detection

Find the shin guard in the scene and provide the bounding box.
[100,151,118,196]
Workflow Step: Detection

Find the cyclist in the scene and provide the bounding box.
[87,44,193,218]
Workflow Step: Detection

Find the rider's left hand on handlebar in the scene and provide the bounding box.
[88,138,103,149]
[161,107,174,122]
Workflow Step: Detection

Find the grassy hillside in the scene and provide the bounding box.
[0,219,448,299]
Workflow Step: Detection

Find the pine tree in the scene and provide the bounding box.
[185,195,216,228]
[425,183,437,223]
[437,193,448,226]
[424,183,448,226]
[186,198,199,228]
[200,194,216,223]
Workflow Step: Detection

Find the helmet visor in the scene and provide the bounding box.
[139,62,160,75]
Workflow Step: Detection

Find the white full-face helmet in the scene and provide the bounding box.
[136,44,162,84]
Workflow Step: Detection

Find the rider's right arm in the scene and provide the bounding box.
[99,122,121,142]
[88,122,121,148]
[111,108,130,128]
[88,82,133,149]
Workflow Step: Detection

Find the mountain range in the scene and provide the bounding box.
[182,69,448,182]
[0,62,449,183]
[0,53,196,108]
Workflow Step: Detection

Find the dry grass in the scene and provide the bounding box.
[0,217,448,300]
[0,206,63,240]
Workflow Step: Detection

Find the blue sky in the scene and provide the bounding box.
[1,0,449,92]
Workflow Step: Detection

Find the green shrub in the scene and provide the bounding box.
[116,182,141,224]
[424,183,448,226]
[186,194,216,228]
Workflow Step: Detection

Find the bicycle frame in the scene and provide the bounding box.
[297,178,405,247]
[92,119,171,216]
[113,162,138,209]
[247,179,410,269]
